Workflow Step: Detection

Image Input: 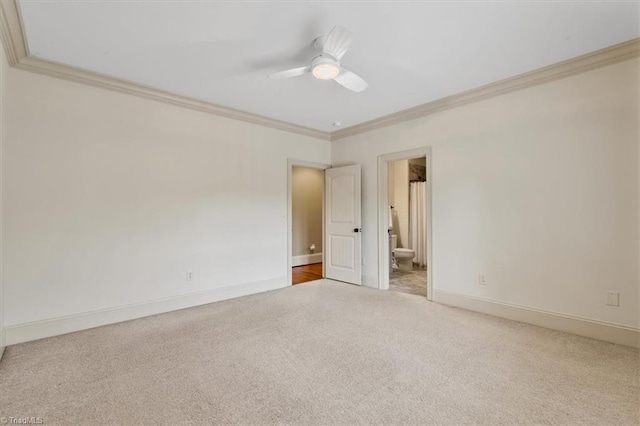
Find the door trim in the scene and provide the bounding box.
[377,147,433,299]
[287,159,330,286]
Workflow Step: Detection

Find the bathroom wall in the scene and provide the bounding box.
[389,157,426,251]
[292,166,323,263]
[409,157,427,181]
[389,159,409,248]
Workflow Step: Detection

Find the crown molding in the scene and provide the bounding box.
[0,0,331,141]
[0,0,27,65]
[331,38,640,141]
[1,0,638,143]
[15,56,331,140]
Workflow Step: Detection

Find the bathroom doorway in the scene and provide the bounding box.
[288,161,328,285]
[377,148,432,299]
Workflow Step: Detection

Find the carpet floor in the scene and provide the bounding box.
[0,280,638,425]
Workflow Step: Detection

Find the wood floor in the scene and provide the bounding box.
[292,263,323,285]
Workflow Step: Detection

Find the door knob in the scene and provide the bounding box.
[353,228,362,233]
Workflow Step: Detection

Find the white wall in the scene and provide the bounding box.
[1,48,637,344]
[3,67,330,334]
[292,166,323,257]
[333,59,639,329]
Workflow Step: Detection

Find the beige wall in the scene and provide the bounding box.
[292,167,323,257]
[333,59,640,329]
[3,65,330,338]
[389,159,409,248]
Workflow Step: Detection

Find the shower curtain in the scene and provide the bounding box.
[409,181,427,267]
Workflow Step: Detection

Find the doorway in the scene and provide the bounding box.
[387,156,428,296]
[287,161,363,287]
[287,160,329,285]
[377,148,432,299]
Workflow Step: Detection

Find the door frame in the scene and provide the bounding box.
[287,159,331,286]
[377,147,433,299]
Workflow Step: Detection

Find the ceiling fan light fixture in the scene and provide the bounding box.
[310,56,340,80]
[312,62,340,80]
[269,26,367,92]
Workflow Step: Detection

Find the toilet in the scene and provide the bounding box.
[391,235,415,271]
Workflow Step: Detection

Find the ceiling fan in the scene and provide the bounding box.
[269,25,368,93]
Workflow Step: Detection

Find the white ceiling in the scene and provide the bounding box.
[19,0,639,133]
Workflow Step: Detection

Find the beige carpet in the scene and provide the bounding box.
[1,280,638,425]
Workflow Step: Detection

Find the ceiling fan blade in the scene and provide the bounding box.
[334,69,368,93]
[269,66,310,80]
[323,25,354,60]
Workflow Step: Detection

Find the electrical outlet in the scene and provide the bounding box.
[186,271,194,281]
[478,275,487,285]
[606,291,619,307]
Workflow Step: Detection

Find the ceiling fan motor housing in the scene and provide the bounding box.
[313,36,327,52]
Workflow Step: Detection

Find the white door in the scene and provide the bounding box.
[325,164,362,285]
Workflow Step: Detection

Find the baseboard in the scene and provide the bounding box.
[5,276,289,346]
[362,274,379,289]
[292,253,322,267]
[0,327,5,362]
[433,290,640,348]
